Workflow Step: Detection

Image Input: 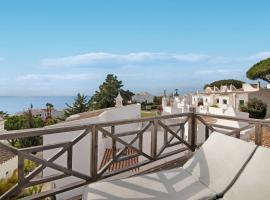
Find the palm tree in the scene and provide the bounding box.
[46,103,54,118]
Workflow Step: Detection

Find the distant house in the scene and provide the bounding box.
[191,83,270,117]
[16,108,64,120]
[132,92,154,104]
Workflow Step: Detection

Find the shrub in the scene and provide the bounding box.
[210,104,219,108]
[247,98,267,119]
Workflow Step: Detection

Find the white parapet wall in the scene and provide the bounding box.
[43,104,141,200]
[0,156,18,179]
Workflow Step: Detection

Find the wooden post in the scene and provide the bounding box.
[164,129,168,145]
[188,107,197,151]
[139,134,143,152]
[111,126,116,158]
[18,152,25,188]
[181,124,185,139]
[255,123,263,145]
[90,125,98,179]
[205,126,209,140]
[67,146,73,170]
[151,120,158,159]
[235,131,240,139]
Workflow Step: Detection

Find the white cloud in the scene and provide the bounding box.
[40,52,210,68]
[194,68,244,76]
[252,52,270,60]
[40,51,270,68]
[16,73,98,81]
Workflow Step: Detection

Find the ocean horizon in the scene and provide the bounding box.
[0,96,76,114]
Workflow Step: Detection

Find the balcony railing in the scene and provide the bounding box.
[0,108,268,200]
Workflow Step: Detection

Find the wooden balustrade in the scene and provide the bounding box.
[0,110,268,200]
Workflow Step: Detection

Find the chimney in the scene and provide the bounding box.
[0,116,4,132]
[115,92,123,107]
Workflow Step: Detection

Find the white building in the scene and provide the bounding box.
[44,94,186,199]
[192,83,270,118]
[43,101,141,199]
[162,94,193,114]
[132,92,154,104]
[16,108,64,120]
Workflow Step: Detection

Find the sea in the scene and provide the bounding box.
[0,96,75,115]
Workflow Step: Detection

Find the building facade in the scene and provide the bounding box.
[132,92,154,104]
[191,83,270,117]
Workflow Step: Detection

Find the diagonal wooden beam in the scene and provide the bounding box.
[158,120,193,150]
[196,115,215,132]
[156,124,184,157]
[98,122,152,175]
[98,125,153,161]
[21,151,91,181]
[23,128,90,183]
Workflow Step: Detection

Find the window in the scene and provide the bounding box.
[205,98,208,103]
[223,99,228,104]
[216,98,219,103]
[239,100,245,106]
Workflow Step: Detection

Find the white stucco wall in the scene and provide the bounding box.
[43,104,141,200]
[0,156,18,179]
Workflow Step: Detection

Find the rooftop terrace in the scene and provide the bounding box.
[0,108,268,200]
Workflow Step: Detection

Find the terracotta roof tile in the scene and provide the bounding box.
[0,146,16,165]
[100,148,139,172]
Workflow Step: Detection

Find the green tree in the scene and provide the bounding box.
[154,96,163,105]
[4,106,44,148]
[204,79,244,89]
[247,58,270,83]
[89,74,134,110]
[64,93,89,117]
[0,111,8,118]
[240,98,267,119]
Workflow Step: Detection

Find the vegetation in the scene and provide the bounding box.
[247,58,270,83]
[4,107,44,148]
[154,96,163,105]
[89,74,134,110]
[141,110,158,118]
[240,98,267,119]
[204,79,244,89]
[210,104,219,108]
[0,168,42,198]
[0,170,18,197]
[24,159,38,175]
[45,102,54,118]
[64,93,90,117]
[0,111,8,118]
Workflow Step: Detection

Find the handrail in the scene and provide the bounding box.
[0,112,191,140]
[1,111,269,140]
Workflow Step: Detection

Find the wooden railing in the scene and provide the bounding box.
[0,108,269,200]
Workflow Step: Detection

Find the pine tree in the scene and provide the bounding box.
[64,93,89,117]
[89,74,134,110]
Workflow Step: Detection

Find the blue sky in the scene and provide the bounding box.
[0,0,270,96]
